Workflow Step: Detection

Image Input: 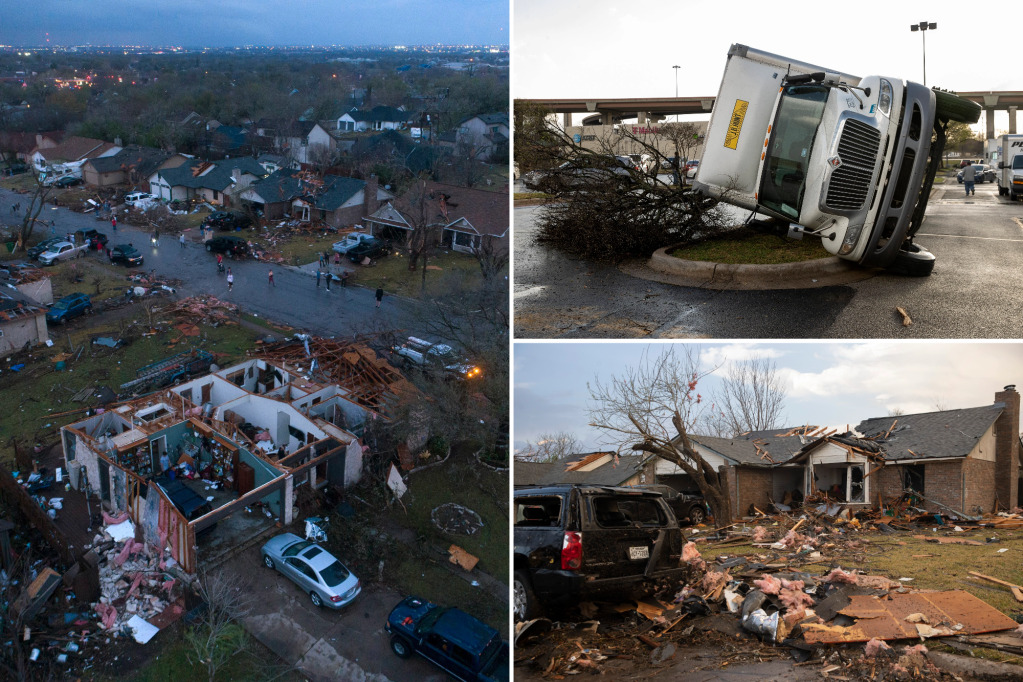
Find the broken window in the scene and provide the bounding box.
[904,465,925,493]
[591,496,667,528]
[515,496,562,527]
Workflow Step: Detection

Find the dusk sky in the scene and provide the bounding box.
[514,342,1023,455]
[1,1,508,48]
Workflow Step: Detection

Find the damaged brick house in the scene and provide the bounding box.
[663,386,1022,519]
[242,168,393,227]
[58,345,410,574]
[514,452,654,488]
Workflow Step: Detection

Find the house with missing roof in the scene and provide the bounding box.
[364,182,509,255]
[58,340,412,573]
[242,168,393,226]
[147,157,268,205]
[29,136,120,177]
[0,285,48,353]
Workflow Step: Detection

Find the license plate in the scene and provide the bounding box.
[628,546,649,560]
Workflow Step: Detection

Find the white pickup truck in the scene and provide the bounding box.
[695,44,980,276]
[391,337,481,380]
[332,230,373,254]
[38,241,90,265]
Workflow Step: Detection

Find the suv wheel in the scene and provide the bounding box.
[514,569,541,621]
[390,635,412,658]
[688,504,706,525]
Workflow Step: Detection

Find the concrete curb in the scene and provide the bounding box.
[635,244,879,290]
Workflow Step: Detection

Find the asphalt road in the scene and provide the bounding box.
[1,187,410,339]
[513,177,1023,338]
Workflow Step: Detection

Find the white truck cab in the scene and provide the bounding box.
[695,44,979,275]
[996,134,1023,199]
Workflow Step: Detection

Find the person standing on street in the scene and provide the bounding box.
[316,268,321,288]
[179,232,186,248]
[962,163,976,196]
[325,272,331,291]
[268,269,275,287]
[375,287,384,308]
[340,270,348,288]
[227,268,234,291]
[111,216,117,231]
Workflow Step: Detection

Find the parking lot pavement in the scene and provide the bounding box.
[228,542,449,682]
[513,178,1023,339]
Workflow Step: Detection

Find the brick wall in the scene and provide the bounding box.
[994,386,1020,509]
[735,467,773,516]
[876,465,904,502]
[963,457,996,514]
[919,460,964,513]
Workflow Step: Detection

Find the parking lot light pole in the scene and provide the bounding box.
[673,64,680,98]
[910,21,936,86]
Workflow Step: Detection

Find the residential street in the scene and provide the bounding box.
[513,177,1023,338]
[1,187,411,339]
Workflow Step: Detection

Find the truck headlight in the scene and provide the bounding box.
[878,79,893,116]
[839,223,864,255]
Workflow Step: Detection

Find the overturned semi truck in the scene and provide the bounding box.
[693,44,981,276]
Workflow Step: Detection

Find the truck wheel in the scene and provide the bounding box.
[933,89,981,124]
[688,505,706,525]
[888,242,936,277]
[514,570,542,621]
[390,635,413,658]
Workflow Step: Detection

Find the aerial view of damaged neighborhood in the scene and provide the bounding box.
[0,1,510,680]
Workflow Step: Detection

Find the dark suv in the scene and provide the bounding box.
[46,293,92,324]
[73,229,108,249]
[633,484,708,525]
[202,210,253,231]
[205,235,248,256]
[385,596,508,682]
[513,485,685,620]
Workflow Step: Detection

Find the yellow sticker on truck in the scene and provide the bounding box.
[724,99,749,150]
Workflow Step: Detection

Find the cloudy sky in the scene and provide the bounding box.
[514,0,1012,132]
[0,1,508,47]
[514,341,1023,454]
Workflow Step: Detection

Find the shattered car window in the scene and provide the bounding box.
[591,496,666,528]
[515,497,562,527]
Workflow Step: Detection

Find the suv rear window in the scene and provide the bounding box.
[591,496,667,528]
[514,496,562,527]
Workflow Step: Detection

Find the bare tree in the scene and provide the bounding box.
[653,121,704,185]
[453,135,489,188]
[185,568,253,682]
[886,407,906,417]
[517,431,582,462]
[588,346,733,524]
[12,175,55,253]
[711,356,787,436]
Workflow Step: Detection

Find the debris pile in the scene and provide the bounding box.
[164,295,240,327]
[516,508,1023,679]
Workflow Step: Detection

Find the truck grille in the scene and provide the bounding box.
[825,119,881,210]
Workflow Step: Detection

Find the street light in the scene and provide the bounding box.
[673,64,680,98]
[910,21,937,86]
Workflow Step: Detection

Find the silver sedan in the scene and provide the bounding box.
[261,533,361,609]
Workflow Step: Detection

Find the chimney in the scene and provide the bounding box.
[364,175,379,216]
[994,385,1020,510]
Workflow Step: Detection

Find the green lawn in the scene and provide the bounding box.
[353,249,485,298]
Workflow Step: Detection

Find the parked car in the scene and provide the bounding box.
[205,235,249,257]
[202,210,253,231]
[332,231,376,254]
[521,156,633,192]
[261,533,361,609]
[632,484,708,525]
[1,162,28,176]
[391,336,481,380]
[346,236,388,262]
[27,237,66,260]
[385,595,508,682]
[108,244,144,267]
[46,293,92,324]
[957,163,996,183]
[73,228,109,249]
[513,484,686,620]
[54,175,83,188]
[38,241,89,265]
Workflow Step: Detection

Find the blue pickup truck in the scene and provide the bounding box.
[385,596,507,682]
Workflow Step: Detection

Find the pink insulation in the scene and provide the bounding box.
[781,529,818,548]
[864,638,891,657]
[903,644,928,656]
[752,526,770,542]
[682,541,706,571]
[701,571,728,595]
[779,587,814,614]
[753,574,782,595]
[824,568,858,584]
[95,603,118,630]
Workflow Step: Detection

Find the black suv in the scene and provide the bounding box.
[202,210,253,231]
[633,484,708,525]
[73,228,109,248]
[205,235,248,256]
[513,485,685,620]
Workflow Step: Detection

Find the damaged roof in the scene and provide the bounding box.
[0,285,46,322]
[251,168,366,210]
[855,404,1004,461]
[514,452,646,487]
[690,428,814,465]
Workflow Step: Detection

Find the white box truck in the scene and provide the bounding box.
[996,134,1023,199]
[694,44,980,276]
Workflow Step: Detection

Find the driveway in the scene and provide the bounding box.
[513,177,1023,338]
[226,541,449,682]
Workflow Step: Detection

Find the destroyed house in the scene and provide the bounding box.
[58,355,390,573]
[514,452,652,488]
[673,386,1021,518]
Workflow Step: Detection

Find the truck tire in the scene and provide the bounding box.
[933,89,981,124]
[389,635,413,659]
[514,570,542,621]
[888,242,935,277]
